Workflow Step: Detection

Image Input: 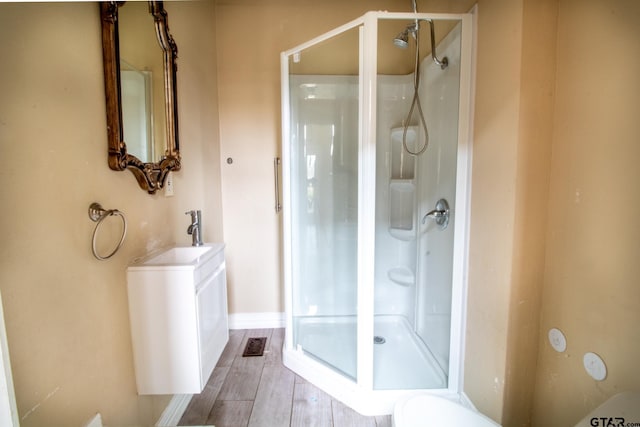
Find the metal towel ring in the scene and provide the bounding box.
[88,202,127,260]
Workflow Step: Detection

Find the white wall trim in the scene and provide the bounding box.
[460,391,477,410]
[0,292,19,427]
[155,394,192,427]
[228,312,285,329]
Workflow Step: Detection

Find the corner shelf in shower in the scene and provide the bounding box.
[388,227,416,241]
[388,266,415,287]
[390,179,414,185]
[390,126,418,180]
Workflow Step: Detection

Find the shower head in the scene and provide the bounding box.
[393,24,418,49]
[393,29,409,48]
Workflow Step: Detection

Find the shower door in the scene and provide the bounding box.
[283,25,361,380]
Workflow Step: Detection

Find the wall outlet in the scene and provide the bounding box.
[164,172,174,197]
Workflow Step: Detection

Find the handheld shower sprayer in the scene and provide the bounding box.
[392,4,448,156]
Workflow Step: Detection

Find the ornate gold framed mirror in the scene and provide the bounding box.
[100,1,180,194]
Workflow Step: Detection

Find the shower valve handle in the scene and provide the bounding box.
[421,198,450,230]
[422,209,446,222]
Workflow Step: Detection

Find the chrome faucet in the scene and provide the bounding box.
[185,210,203,246]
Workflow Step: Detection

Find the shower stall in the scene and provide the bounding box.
[280,11,474,415]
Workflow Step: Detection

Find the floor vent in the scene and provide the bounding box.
[242,337,267,357]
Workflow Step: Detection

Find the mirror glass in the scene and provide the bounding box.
[119,2,166,164]
[100,1,180,194]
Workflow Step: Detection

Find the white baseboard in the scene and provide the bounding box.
[156,394,192,427]
[228,312,285,329]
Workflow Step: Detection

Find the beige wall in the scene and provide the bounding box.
[463,0,524,421]
[0,2,221,426]
[502,0,557,425]
[532,0,640,425]
[467,0,640,424]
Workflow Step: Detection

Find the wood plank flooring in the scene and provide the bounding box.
[178,328,392,427]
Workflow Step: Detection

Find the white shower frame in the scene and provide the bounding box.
[280,10,476,415]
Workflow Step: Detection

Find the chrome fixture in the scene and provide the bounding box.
[88,202,127,260]
[393,28,410,48]
[393,0,449,157]
[274,157,282,213]
[427,19,449,69]
[393,20,448,69]
[422,198,450,230]
[185,210,203,246]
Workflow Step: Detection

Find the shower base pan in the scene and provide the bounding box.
[292,314,446,390]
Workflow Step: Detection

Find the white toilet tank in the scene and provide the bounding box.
[393,394,501,427]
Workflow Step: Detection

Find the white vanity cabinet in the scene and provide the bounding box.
[126,244,228,394]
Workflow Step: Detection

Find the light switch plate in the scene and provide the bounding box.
[164,172,174,197]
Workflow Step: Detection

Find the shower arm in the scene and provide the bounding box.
[409,0,447,69]
[424,19,448,70]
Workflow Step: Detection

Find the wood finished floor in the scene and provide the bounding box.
[178,328,392,427]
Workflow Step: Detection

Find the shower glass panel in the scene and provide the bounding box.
[287,26,360,380]
[373,18,462,390]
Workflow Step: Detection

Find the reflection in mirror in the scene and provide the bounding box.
[121,67,154,163]
[100,1,180,194]
[119,1,165,164]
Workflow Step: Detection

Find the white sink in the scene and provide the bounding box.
[139,246,212,266]
[129,244,223,269]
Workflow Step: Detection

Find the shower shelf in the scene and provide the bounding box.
[388,266,415,287]
[390,126,417,180]
[389,180,415,240]
[388,227,415,241]
[390,179,414,185]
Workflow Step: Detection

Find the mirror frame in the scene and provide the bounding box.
[100,1,180,194]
